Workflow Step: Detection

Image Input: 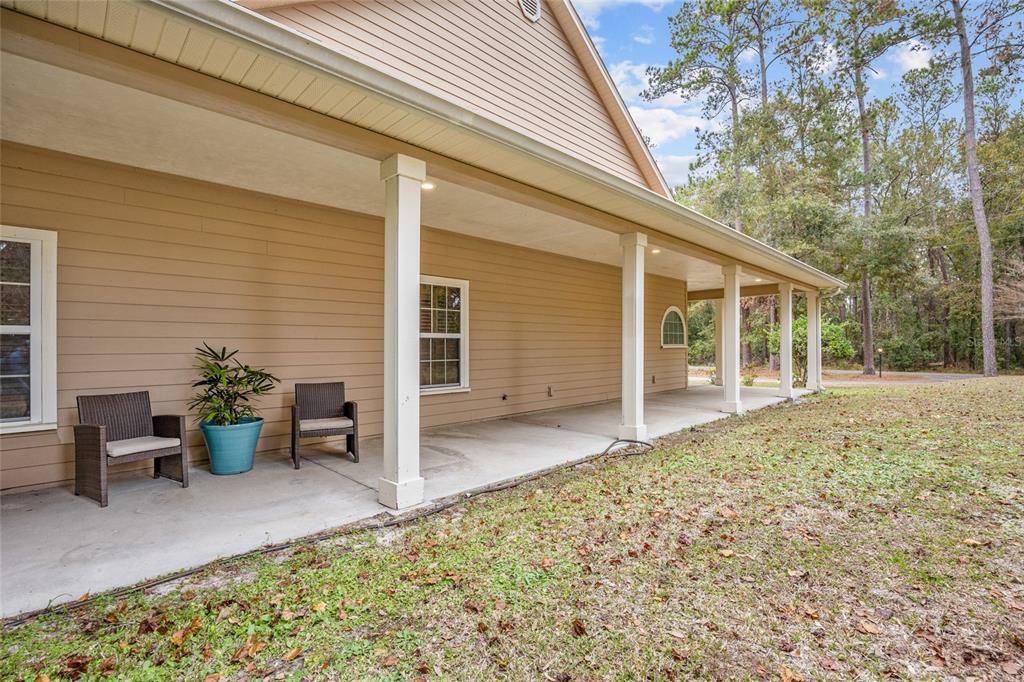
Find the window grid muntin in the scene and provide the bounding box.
[0,235,42,424]
[661,307,687,348]
[419,278,468,390]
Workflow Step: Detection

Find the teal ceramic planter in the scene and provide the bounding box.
[200,417,263,475]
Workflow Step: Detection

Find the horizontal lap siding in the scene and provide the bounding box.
[0,144,687,492]
[260,0,648,187]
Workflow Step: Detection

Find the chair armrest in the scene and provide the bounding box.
[74,424,107,456]
[153,415,186,440]
[343,401,358,421]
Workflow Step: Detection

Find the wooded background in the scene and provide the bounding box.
[644,0,1023,374]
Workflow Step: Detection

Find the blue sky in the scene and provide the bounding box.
[574,0,937,186]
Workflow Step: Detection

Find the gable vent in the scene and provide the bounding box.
[519,0,542,23]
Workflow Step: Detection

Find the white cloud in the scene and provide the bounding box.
[812,41,839,74]
[739,46,759,65]
[632,24,655,45]
[609,60,698,109]
[893,39,932,73]
[628,106,704,147]
[655,154,698,186]
[573,0,669,31]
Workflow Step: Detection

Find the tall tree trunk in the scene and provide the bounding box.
[952,0,997,376]
[855,69,876,374]
[730,91,742,232]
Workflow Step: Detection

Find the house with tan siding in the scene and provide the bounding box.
[0,0,842,613]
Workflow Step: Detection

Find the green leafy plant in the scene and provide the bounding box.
[189,343,279,426]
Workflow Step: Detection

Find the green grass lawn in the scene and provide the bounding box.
[4,379,1023,681]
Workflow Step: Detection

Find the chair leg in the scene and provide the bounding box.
[291,431,301,469]
[348,432,359,463]
[75,446,107,507]
[155,451,187,486]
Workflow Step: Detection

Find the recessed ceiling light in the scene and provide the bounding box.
[651,248,662,254]
[755,278,763,282]
[421,182,435,190]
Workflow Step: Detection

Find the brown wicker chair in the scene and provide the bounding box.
[291,382,359,469]
[74,391,188,507]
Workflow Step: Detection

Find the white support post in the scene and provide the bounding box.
[379,154,426,509]
[721,264,743,413]
[712,300,724,386]
[806,290,823,392]
[619,232,647,442]
[778,283,794,399]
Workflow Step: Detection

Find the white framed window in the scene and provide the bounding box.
[420,275,469,394]
[1,226,58,433]
[661,306,687,348]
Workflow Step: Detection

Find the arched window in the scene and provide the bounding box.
[661,306,686,348]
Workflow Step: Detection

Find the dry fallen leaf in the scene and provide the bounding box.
[779,664,803,682]
[855,620,882,635]
[718,549,735,557]
[311,601,326,613]
[382,654,399,667]
[570,618,587,637]
[282,647,302,662]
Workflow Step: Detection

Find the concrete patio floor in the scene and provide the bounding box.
[1,385,805,618]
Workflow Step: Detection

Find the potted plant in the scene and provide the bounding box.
[189,343,279,475]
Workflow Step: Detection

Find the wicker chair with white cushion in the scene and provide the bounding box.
[290,382,359,469]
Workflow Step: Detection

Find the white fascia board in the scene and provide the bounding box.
[151,0,845,291]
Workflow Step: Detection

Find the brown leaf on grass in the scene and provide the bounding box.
[961,538,991,547]
[382,654,399,667]
[463,600,483,613]
[33,675,51,682]
[855,620,882,635]
[311,601,326,613]
[415,661,431,674]
[477,622,488,633]
[203,675,222,682]
[540,558,555,568]
[721,507,738,520]
[282,647,302,662]
[1001,662,1021,676]
[570,618,587,637]
[280,608,295,621]
[718,549,735,557]
[821,658,843,672]
[169,617,202,646]
[231,634,268,662]
[494,599,507,611]
[59,654,91,680]
[98,656,116,677]
[779,665,803,682]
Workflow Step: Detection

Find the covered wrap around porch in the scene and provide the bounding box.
[0,6,838,618]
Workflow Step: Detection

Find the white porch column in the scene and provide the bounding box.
[721,264,742,413]
[619,232,647,441]
[712,300,724,386]
[806,290,823,392]
[778,282,794,399]
[379,154,426,509]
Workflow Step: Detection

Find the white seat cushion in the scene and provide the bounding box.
[300,417,353,432]
[106,436,181,457]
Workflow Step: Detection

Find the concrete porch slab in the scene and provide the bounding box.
[1,386,805,618]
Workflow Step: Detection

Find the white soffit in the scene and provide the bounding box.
[0,0,843,290]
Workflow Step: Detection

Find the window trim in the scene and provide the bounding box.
[0,225,58,434]
[419,275,470,395]
[660,305,688,349]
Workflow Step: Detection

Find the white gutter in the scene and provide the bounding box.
[153,0,844,290]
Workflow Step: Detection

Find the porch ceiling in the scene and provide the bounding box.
[0,3,842,292]
[1,50,747,289]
